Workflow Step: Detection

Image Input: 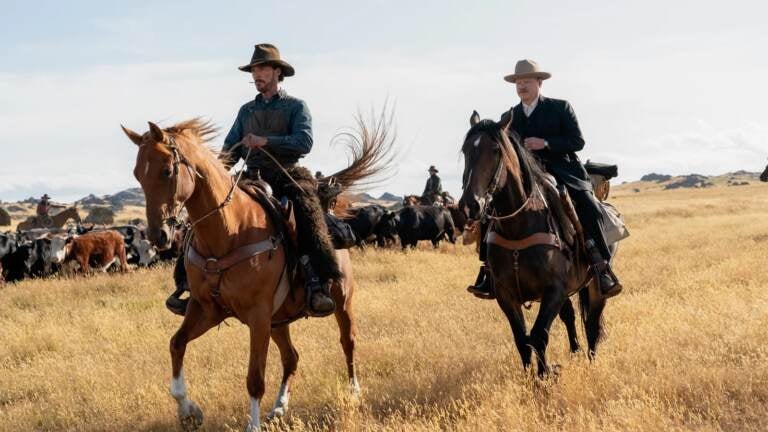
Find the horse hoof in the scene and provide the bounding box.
[178,400,204,431]
[244,421,262,432]
[350,380,362,399]
[266,406,286,421]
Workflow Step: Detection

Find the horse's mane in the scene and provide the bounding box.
[164,118,218,144]
[463,119,546,195]
[159,118,233,198]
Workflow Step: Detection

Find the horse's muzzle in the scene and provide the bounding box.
[148,224,174,251]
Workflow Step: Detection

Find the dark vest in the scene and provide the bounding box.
[242,106,299,173]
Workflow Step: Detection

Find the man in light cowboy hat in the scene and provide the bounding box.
[467,59,622,299]
[165,43,339,317]
[421,165,443,205]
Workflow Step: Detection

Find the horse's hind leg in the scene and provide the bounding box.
[529,289,566,378]
[266,325,298,420]
[497,297,532,370]
[170,299,224,431]
[334,285,360,395]
[559,298,581,353]
[580,282,606,361]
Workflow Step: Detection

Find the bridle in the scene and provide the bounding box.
[155,135,252,230]
[464,134,538,223]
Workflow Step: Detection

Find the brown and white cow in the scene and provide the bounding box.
[64,230,128,273]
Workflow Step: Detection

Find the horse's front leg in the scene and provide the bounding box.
[497,294,531,370]
[529,287,567,378]
[245,311,272,432]
[170,299,224,431]
[266,324,298,421]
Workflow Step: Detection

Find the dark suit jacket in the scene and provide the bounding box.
[507,96,592,191]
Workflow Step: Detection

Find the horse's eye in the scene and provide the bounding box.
[162,166,173,178]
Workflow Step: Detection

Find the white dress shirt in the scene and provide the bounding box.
[522,95,540,117]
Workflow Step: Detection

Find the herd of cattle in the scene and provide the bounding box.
[0,224,185,283]
[343,201,467,249]
[0,200,470,284]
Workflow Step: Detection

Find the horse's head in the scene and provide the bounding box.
[459,109,518,219]
[761,163,768,182]
[121,122,198,250]
[66,206,81,223]
[402,195,419,206]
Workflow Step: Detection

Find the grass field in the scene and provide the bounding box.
[1,184,767,431]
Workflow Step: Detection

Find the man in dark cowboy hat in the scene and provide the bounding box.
[421,165,443,205]
[467,59,622,299]
[165,43,338,317]
[36,194,52,217]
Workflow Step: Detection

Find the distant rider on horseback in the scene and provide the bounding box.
[421,165,443,205]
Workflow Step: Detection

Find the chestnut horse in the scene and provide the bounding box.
[122,115,393,431]
[17,205,81,231]
[460,111,610,377]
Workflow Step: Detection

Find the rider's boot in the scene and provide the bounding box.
[586,239,622,299]
[300,255,336,317]
[467,264,495,299]
[165,255,189,316]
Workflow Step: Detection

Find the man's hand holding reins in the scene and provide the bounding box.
[243,133,268,149]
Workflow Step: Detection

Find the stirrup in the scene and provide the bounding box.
[307,290,336,317]
[165,294,188,316]
[467,266,495,300]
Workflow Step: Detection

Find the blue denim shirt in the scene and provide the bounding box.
[222,89,313,167]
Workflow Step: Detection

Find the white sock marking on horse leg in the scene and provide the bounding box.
[247,397,261,431]
[350,375,361,396]
[170,369,192,412]
[269,383,290,418]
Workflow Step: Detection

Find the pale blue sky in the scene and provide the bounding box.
[1,0,766,201]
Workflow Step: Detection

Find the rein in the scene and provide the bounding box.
[226,142,307,195]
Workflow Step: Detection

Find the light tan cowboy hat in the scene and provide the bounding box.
[503,59,551,83]
[238,43,295,77]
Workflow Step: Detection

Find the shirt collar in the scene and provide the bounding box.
[255,88,286,103]
[522,95,541,111]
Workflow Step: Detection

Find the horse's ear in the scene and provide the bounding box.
[121,125,143,146]
[499,108,513,131]
[470,110,481,126]
[148,121,165,143]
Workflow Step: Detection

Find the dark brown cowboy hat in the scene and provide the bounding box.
[428,165,439,173]
[238,43,295,77]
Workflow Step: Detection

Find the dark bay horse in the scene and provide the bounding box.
[122,116,393,431]
[460,111,608,377]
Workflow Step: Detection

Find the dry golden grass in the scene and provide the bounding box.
[2,184,768,431]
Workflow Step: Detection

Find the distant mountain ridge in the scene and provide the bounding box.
[618,170,762,193]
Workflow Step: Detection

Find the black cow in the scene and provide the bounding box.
[0,233,18,283]
[1,242,34,282]
[396,205,456,249]
[345,205,398,248]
